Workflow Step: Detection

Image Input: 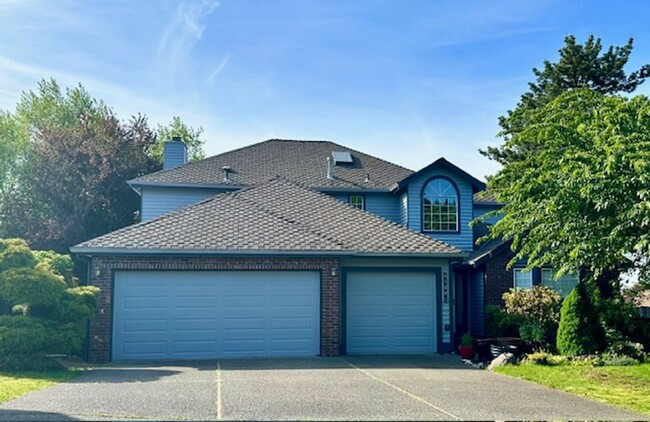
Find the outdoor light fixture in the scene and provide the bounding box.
[331,267,337,277]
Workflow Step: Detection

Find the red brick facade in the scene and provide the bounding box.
[483,249,516,307]
[88,255,341,363]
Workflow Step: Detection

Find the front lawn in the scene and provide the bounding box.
[0,371,79,403]
[495,362,650,416]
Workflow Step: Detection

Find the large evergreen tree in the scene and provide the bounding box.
[482,35,650,165]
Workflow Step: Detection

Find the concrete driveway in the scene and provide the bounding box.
[0,355,645,421]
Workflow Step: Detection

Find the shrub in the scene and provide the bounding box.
[502,286,561,348]
[40,320,86,355]
[524,351,567,366]
[557,280,606,356]
[519,322,546,349]
[0,238,36,272]
[485,305,521,338]
[33,250,74,281]
[0,268,67,316]
[0,315,49,356]
[53,286,99,322]
[0,354,64,372]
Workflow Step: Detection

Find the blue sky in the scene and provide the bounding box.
[0,0,649,179]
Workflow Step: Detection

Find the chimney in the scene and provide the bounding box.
[327,156,334,180]
[163,137,188,170]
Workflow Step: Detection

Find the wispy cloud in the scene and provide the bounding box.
[206,54,229,84]
[157,0,219,78]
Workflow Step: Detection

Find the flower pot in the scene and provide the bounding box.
[459,345,475,360]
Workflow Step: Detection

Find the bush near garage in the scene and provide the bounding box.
[0,238,98,370]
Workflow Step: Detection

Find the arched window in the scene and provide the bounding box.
[422,178,459,232]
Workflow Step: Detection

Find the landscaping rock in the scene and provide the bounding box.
[488,352,515,371]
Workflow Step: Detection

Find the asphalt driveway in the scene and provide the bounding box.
[0,355,645,421]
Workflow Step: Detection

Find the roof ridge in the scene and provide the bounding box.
[231,193,351,251]
[239,177,460,252]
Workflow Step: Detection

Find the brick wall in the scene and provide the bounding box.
[88,255,341,363]
[483,249,515,307]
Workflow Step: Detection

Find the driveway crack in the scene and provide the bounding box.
[339,358,462,421]
[216,359,223,421]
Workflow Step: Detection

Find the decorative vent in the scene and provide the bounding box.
[332,151,353,164]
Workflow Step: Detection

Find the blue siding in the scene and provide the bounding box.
[406,168,474,251]
[473,204,502,225]
[469,271,485,336]
[399,192,408,227]
[325,192,401,224]
[141,187,224,221]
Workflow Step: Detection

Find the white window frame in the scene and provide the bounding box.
[422,178,459,232]
[541,268,579,298]
[513,268,533,290]
[349,194,365,210]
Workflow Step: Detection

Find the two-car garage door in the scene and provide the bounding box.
[112,271,320,361]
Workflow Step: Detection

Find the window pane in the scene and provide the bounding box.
[422,178,458,232]
[349,195,364,210]
[514,269,533,289]
[541,268,579,298]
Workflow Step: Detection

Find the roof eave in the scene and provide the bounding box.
[127,181,247,190]
[70,247,466,259]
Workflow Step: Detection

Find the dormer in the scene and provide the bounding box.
[391,158,485,252]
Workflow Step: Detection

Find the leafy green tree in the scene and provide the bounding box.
[0,112,29,236]
[154,116,205,163]
[0,79,160,252]
[483,90,650,291]
[482,35,650,165]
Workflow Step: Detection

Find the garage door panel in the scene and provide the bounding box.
[113,270,320,360]
[271,317,312,329]
[222,317,266,330]
[346,272,437,354]
[122,342,167,355]
[124,296,168,309]
[122,319,168,332]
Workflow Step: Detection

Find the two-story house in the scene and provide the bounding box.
[72,139,577,362]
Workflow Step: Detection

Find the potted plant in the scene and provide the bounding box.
[459,332,475,360]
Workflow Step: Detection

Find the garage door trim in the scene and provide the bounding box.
[341,267,442,355]
[110,269,322,361]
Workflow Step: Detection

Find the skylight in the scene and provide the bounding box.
[332,151,353,164]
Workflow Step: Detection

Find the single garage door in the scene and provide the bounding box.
[346,271,436,354]
[112,271,320,360]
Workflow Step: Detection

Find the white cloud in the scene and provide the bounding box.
[157,0,219,78]
[206,54,230,84]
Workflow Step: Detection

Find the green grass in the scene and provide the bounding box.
[496,362,650,416]
[0,371,79,403]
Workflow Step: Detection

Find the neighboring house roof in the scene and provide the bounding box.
[72,178,463,257]
[129,139,414,191]
[462,222,510,267]
[473,190,502,205]
[390,158,486,193]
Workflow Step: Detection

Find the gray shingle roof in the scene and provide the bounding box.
[462,222,509,266]
[473,190,501,204]
[73,178,462,256]
[130,139,414,190]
